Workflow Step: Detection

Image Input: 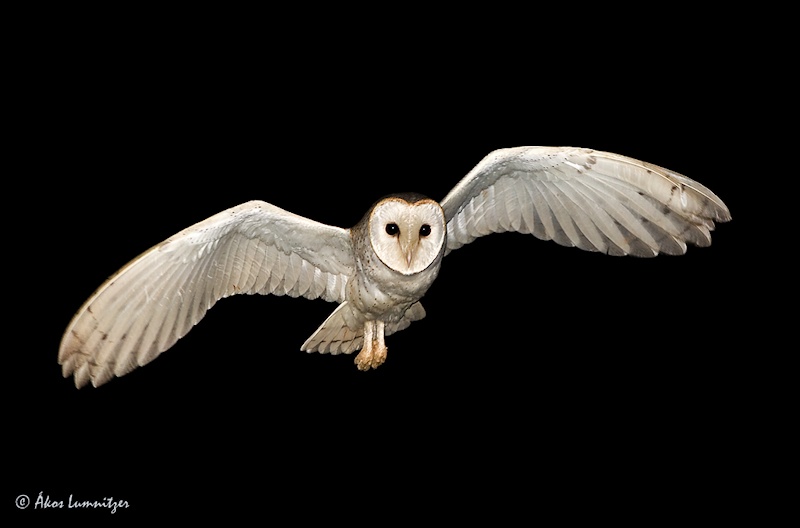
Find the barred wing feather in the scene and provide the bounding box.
[441,146,731,257]
[59,200,354,388]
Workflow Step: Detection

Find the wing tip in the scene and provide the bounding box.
[59,340,119,389]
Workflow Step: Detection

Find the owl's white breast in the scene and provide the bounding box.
[349,246,442,322]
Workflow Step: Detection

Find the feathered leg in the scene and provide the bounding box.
[354,320,387,371]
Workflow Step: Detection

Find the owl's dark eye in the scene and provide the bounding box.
[385,223,399,236]
[419,224,431,237]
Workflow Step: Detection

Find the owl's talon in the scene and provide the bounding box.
[354,343,387,370]
[372,345,387,368]
[355,350,371,371]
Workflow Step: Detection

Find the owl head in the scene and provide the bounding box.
[367,194,446,275]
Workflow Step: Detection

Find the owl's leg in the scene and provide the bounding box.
[354,320,388,371]
[373,320,387,366]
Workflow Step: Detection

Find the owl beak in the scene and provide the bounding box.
[399,231,416,268]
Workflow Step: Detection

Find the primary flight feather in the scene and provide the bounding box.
[59,146,731,387]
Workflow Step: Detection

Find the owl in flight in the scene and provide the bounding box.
[59,146,731,387]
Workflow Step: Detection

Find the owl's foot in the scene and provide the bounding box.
[355,343,387,371]
[355,320,387,371]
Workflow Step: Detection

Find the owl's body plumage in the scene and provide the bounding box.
[59,146,731,387]
[302,194,444,365]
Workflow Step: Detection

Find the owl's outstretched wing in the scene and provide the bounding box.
[59,200,354,388]
[440,146,731,257]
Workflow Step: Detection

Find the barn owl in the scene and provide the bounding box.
[59,146,731,388]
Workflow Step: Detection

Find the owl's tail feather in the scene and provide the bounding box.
[301,301,426,355]
[301,302,363,355]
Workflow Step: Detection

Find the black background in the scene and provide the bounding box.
[9,7,763,523]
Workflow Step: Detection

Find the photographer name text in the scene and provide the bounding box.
[16,491,129,514]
